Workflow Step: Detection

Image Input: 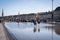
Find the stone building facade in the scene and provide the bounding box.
[0,6,60,22]
[53,7,60,21]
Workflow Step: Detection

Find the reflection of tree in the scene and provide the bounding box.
[54,26,60,35]
[45,25,60,35]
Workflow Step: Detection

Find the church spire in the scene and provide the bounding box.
[2,9,4,17]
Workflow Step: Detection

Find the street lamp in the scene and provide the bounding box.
[52,0,53,21]
[52,0,54,40]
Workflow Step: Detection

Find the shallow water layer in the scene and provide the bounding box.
[5,22,60,40]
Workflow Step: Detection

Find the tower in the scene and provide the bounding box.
[2,9,4,17]
[1,9,4,22]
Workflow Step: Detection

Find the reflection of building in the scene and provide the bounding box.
[54,26,60,35]
[45,26,60,35]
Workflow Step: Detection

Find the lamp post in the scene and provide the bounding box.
[52,0,53,21]
[52,0,54,40]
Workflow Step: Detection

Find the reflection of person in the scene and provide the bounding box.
[33,25,40,32]
[38,28,40,32]
[33,27,36,32]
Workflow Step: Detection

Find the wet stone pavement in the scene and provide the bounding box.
[4,22,60,40]
[0,23,8,40]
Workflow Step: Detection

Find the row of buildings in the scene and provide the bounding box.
[0,6,60,22]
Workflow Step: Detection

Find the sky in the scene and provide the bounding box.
[0,0,60,16]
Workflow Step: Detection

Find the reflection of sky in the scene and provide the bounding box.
[0,0,60,16]
[5,22,52,40]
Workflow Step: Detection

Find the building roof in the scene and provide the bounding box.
[55,6,60,11]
